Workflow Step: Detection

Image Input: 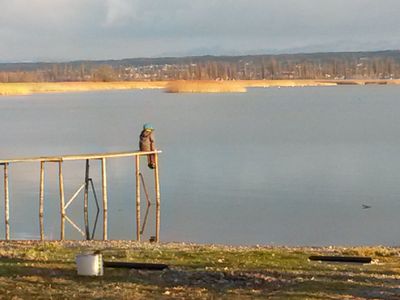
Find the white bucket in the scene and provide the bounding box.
[76,253,103,276]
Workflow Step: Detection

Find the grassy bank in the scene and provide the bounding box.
[1,79,399,96]
[0,241,399,299]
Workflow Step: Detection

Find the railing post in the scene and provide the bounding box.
[39,161,45,240]
[84,159,90,240]
[4,163,10,241]
[154,152,161,242]
[101,158,108,240]
[135,155,141,241]
[58,161,65,240]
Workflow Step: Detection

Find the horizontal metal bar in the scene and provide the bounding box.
[0,150,162,164]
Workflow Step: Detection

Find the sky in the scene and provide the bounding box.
[0,0,400,62]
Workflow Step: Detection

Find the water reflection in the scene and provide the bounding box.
[1,86,400,245]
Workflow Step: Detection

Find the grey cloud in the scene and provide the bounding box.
[0,0,399,61]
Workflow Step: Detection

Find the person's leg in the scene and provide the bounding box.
[147,154,156,169]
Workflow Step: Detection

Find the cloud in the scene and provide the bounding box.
[104,0,139,26]
[0,0,399,61]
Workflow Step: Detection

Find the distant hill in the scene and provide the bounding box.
[1,50,399,82]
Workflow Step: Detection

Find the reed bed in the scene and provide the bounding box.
[165,80,247,93]
[0,81,167,96]
[240,79,337,87]
[165,79,339,93]
[1,79,399,96]
[243,79,400,87]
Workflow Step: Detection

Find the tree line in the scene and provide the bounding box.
[1,50,399,82]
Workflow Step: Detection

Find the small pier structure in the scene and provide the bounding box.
[0,149,161,242]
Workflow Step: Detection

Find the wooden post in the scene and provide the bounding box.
[39,161,45,240]
[58,161,65,240]
[154,153,161,242]
[4,163,10,241]
[84,159,90,240]
[101,158,108,240]
[135,156,141,241]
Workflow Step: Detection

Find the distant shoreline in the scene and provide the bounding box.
[1,79,399,96]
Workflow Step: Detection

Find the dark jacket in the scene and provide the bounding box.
[139,130,155,151]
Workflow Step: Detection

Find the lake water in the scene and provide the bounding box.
[1,86,400,246]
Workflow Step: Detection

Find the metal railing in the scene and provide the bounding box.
[0,149,161,242]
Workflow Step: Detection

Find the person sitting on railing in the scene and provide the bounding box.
[139,123,156,169]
